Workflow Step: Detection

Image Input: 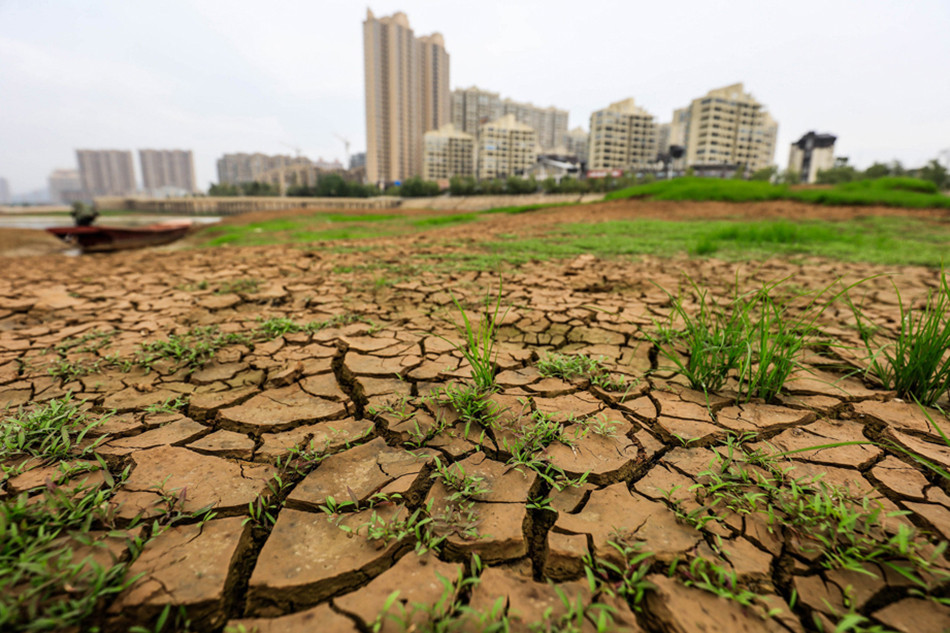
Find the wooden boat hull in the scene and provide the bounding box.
[46,221,192,252]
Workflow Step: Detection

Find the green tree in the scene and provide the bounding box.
[208,182,241,196]
[399,176,440,197]
[750,166,777,181]
[778,169,801,184]
[241,181,279,196]
[505,175,537,194]
[449,176,478,196]
[918,159,949,190]
[816,166,858,184]
[863,162,891,179]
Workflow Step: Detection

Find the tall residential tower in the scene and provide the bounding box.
[76,150,136,197]
[363,10,450,186]
[679,83,778,171]
[588,98,657,171]
[139,149,197,194]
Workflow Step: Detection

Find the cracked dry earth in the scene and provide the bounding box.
[3,242,950,633]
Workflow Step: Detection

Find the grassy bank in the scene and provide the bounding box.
[605,177,950,209]
[440,215,950,270]
[193,202,569,247]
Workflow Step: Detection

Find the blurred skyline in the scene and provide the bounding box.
[1,0,948,194]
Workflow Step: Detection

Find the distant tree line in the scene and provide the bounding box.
[816,157,948,189]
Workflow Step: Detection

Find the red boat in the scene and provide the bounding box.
[46,220,193,252]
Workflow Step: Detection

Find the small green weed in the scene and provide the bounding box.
[215,278,259,294]
[430,456,490,503]
[537,352,631,392]
[138,325,250,372]
[442,283,507,393]
[143,396,189,415]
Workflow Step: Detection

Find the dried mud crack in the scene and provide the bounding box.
[2,227,950,633]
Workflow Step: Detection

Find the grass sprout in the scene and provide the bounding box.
[442,282,507,393]
[850,268,950,405]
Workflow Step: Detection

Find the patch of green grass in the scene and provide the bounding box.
[851,268,950,405]
[215,278,259,294]
[1,397,105,462]
[464,216,950,269]
[411,212,479,228]
[537,352,632,392]
[670,435,948,592]
[138,325,250,371]
[605,176,950,209]
[0,474,133,631]
[651,276,857,402]
[648,278,750,395]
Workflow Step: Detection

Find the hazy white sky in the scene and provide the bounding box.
[1,0,948,193]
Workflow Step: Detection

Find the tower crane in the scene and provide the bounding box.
[280,142,303,158]
[334,134,351,168]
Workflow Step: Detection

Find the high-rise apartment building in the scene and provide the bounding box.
[477,114,537,180]
[363,10,450,186]
[679,83,778,171]
[502,100,568,151]
[564,127,589,164]
[349,152,367,170]
[48,169,83,204]
[139,149,197,194]
[656,123,672,156]
[450,87,568,150]
[422,124,475,181]
[451,86,503,137]
[216,153,310,185]
[76,150,136,197]
[788,131,836,183]
[0,178,9,204]
[588,98,658,171]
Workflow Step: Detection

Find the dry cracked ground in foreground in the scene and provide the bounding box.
[2,238,950,633]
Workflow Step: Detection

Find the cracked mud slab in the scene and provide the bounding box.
[3,210,950,632]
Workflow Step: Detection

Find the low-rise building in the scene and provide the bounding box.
[788,131,836,183]
[477,114,538,180]
[423,124,475,181]
[588,98,658,171]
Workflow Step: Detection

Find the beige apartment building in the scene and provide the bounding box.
[139,149,197,194]
[679,83,778,171]
[216,153,309,185]
[363,10,450,186]
[477,114,537,180]
[788,131,836,183]
[588,98,658,171]
[451,86,502,137]
[422,123,475,181]
[451,87,568,150]
[76,149,136,197]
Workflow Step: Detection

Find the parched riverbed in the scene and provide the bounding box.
[1,201,950,632]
